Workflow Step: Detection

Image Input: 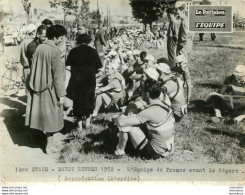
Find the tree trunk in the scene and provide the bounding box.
[26,11,30,24]
[64,13,67,26]
[27,15,30,24]
[150,22,153,31]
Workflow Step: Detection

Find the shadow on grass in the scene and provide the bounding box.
[83,128,117,154]
[189,99,210,114]
[197,44,245,50]
[60,119,76,135]
[205,127,245,147]
[195,83,221,90]
[92,118,111,126]
[205,127,238,138]
[0,97,46,152]
[205,128,245,147]
[82,126,136,157]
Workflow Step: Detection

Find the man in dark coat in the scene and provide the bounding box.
[166,8,179,69]
[66,34,102,131]
[94,25,107,63]
[26,25,47,67]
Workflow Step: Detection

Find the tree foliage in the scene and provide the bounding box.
[49,0,79,23]
[130,0,177,28]
[76,0,90,27]
[90,9,102,26]
[21,0,32,23]
[49,0,101,27]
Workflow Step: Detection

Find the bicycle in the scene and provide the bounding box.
[1,58,25,96]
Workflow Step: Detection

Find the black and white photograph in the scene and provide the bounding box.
[0,0,245,185]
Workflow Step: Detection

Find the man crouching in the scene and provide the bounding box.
[107,79,175,160]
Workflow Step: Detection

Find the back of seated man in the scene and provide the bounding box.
[108,78,175,160]
[92,65,126,117]
[156,63,187,122]
[173,55,192,104]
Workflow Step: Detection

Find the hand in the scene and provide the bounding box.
[113,116,120,127]
[23,68,30,83]
[95,89,101,95]
[57,97,64,107]
[172,36,178,43]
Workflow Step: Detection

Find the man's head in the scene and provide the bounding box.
[105,65,115,76]
[156,63,172,82]
[140,51,147,62]
[46,25,65,46]
[167,8,177,20]
[176,55,187,65]
[41,19,53,27]
[77,26,87,34]
[144,54,155,67]
[144,78,162,100]
[102,25,107,31]
[177,5,187,19]
[133,50,140,62]
[27,24,36,36]
[233,65,245,84]
[143,67,159,81]
[76,34,92,45]
[36,25,47,44]
[55,24,67,36]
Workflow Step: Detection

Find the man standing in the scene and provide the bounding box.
[94,25,107,63]
[20,24,36,84]
[166,8,179,69]
[0,25,4,53]
[26,25,47,66]
[176,5,195,60]
[25,25,66,154]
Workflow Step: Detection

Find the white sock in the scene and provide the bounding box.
[214,109,222,117]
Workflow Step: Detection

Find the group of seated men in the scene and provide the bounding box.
[90,44,192,159]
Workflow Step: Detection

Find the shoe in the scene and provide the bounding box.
[76,120,83,132]
[91,112,97,117]
[106,153,124,159]
[76,126,83,132]
[85,118,91,129]
[46,145,61,155]
[106,150,125,159]
[211,116,225,124]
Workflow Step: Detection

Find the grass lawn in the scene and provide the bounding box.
[59,32,245,164]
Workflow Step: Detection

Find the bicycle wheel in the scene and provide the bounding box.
[1,69,21,96]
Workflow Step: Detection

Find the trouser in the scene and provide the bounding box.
[167,37,177,68]
[199,33,204,41]
[211,33,216,41]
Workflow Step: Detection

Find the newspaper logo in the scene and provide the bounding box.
[189,6,233,32]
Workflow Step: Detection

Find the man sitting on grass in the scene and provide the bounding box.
[92,65,125,117]
[172,54,192,104]
[156,63,187,122]
[205,65,245,124]
[107,78,175,160]
[127,53,155,100]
